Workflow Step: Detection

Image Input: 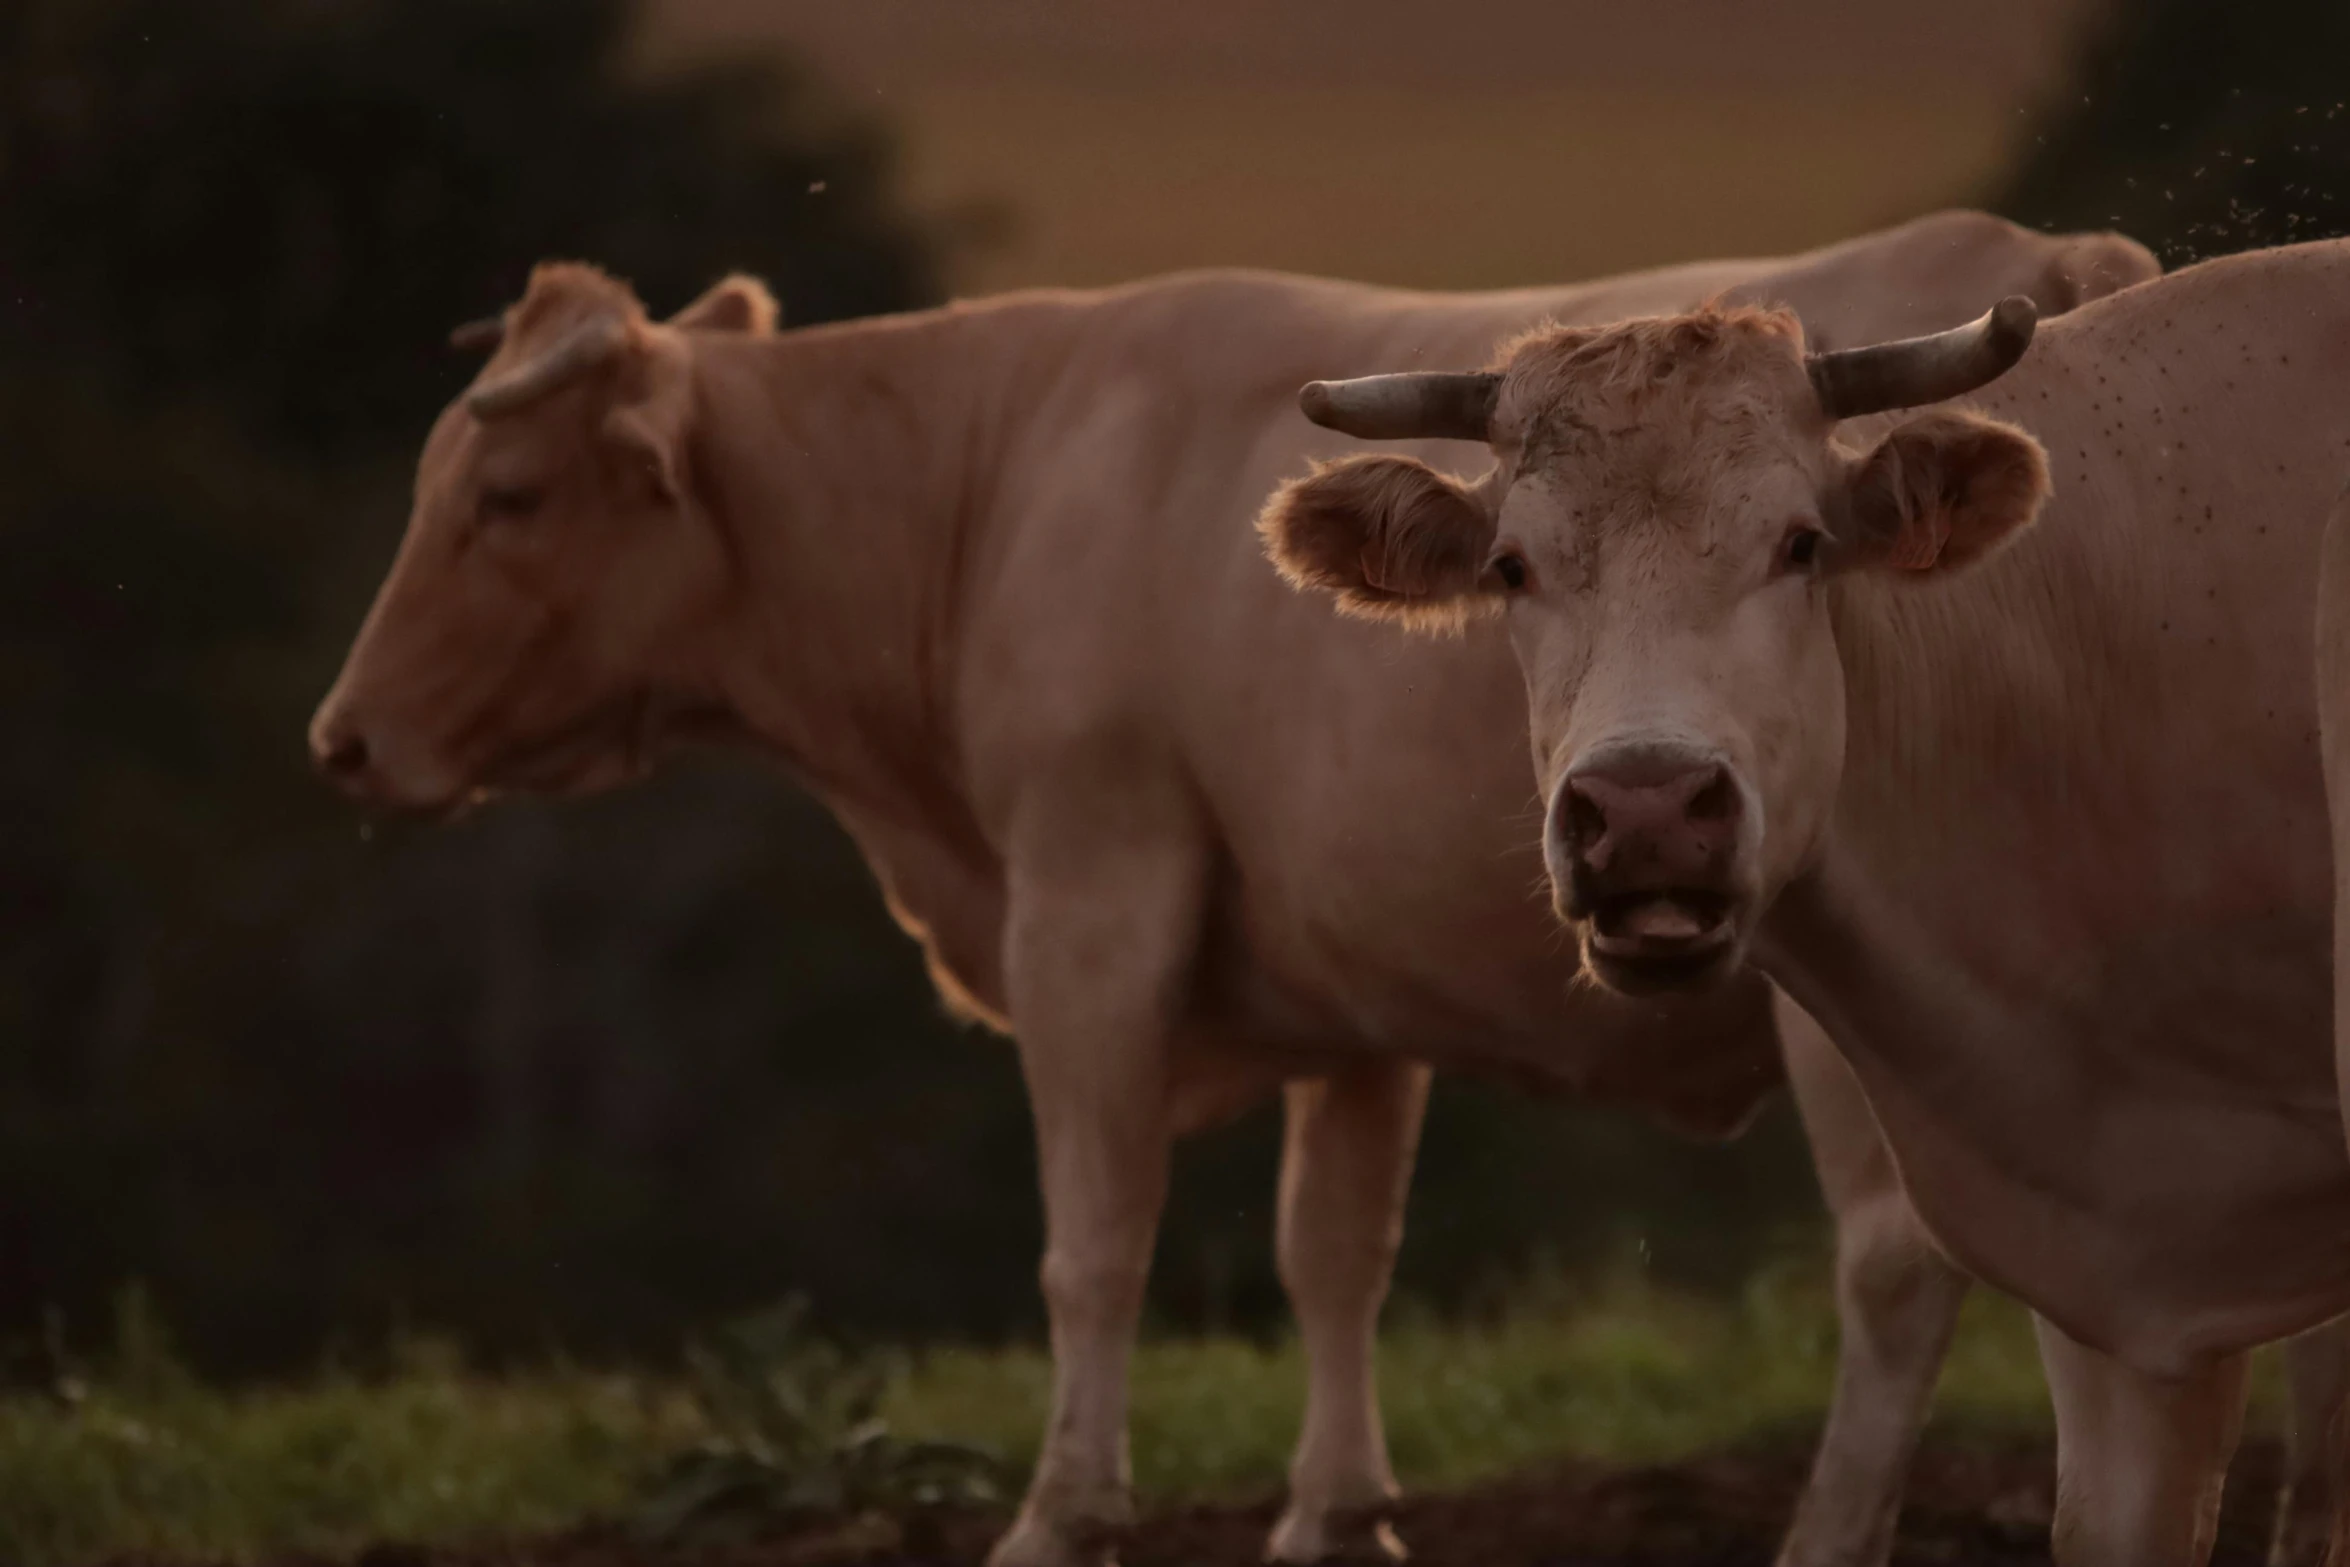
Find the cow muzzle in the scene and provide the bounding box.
[306,700,465,816]
[1546,740,1754,993]
[308,706,380,796]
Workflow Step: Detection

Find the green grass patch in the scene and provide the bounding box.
[4,1264,2277,1566]
[882,1259,2062,1502]
[0,1310,701,1565]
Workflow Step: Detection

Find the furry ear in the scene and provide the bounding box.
[1834,409,2050,577]
[1258,454,1497,632]
[669,274,780,335]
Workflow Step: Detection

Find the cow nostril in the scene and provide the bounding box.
[1686,767,1737,825]
[1564,783,1610,855]
[320,732,371,779]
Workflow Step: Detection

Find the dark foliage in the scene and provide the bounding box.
[0,0,1826,1377]
[632,1298,1009,1547]
[1998,0,2350,263]
[0,0,942,457]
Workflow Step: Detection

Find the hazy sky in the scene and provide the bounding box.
[639,0,2116,293]
[650,0,2103,94]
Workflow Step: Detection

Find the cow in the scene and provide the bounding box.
[1259,238,2350,1566]
[310,212,2162,1567]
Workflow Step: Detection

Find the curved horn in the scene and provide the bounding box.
[466,316,630,419]
[1299,371,1500,443]
[1806,295,2038,421]
[449,316,506,354]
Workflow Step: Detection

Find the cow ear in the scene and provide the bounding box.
[669,273,779,335]
[1833,409,2050,578]
[1258,454,1497,632]
[602,329,695,504]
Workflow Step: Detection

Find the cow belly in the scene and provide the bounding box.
[1791,917,2350,1371]
[1870,1072,2350,1372]
[1195,889,1781,1131]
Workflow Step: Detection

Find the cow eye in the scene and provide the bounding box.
[479,483,546,523]
[1780,525,1826,574]
[1488,551,1530,592]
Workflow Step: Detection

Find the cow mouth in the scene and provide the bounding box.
[478,693,655,797]
[1582,891,1740,994]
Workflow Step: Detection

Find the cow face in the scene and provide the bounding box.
[1262,305,2049,996]
[308,266,775,813]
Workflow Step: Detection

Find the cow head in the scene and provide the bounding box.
[308,264,778,813]
[1261,301,2049,995]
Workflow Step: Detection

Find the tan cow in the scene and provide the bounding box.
[312,213,2157,1567]
[1262,239,2350,1566]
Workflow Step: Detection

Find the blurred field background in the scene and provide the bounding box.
[4,0,2347,1557]
[645,0,2092,295]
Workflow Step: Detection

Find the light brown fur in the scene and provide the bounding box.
[1273,239,2350,1567]
[314,213,2178,1567]
[1257,456,1496,632]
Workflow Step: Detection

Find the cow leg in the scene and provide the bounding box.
[2313,484,2350,1567]
[2035,1315,2249,1567]
[1775,996,1970,1567]
[2319,479,2350,1164]
[1265,1060,1430,1564]
[986,826,1206,1567]
[2270,1316,2350,1567]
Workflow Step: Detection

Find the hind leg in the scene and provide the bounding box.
[1266,1060,1430,1563]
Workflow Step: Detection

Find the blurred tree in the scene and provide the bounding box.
[0,377,330,1357]
[0,0,995,1369]
[0,0,945,457]
[0,0,1826,1374]
[1998,0,2350,263]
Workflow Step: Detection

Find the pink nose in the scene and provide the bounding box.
[1555,746,1741,890]
[309,714,374,790]
[317,732,369,778]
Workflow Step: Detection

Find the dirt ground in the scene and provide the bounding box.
[118,1438,2298,1567]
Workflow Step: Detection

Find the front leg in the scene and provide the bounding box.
[1266,1060,1430,1564]
[1776,997,1970,1567]
[2318,479,2350,1165]
[2036,1315,2249,1567]
[2270,1316,2350,1567]
[987,813,1208,1567]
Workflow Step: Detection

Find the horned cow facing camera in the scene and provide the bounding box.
[1266,241,2350,1567]
[1263,298,2049,993]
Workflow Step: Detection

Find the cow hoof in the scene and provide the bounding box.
[1265,1503,1407,1564]
[988,1509,1124,1567]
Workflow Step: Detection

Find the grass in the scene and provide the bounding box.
[890,1259,2062,1503]
[0,1263,2283,1566]
[0,1322,702,1565]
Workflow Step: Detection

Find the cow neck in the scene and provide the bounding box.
[1758,524,2144,1053]
[1733,553,2120,1309]
[682,297,1079,840]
